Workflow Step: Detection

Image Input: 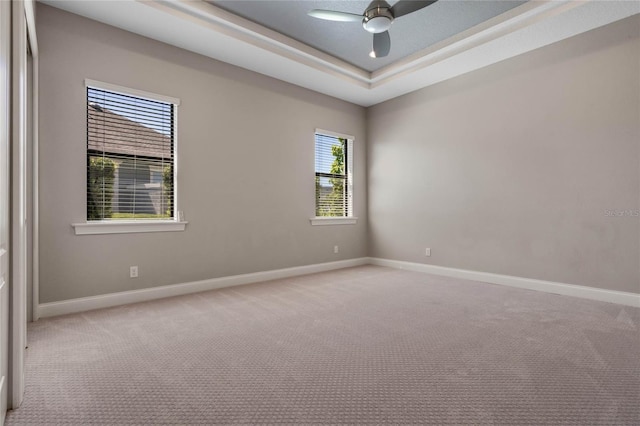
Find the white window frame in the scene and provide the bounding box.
[310,128,357,226]
[72,79,186,235]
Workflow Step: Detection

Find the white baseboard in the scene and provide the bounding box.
[369,257,640,308]
[38,257,369,318]
[38,256,639,318]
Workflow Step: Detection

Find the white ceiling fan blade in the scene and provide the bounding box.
[373,31,390,58]
[308,10,363,22]
[391,0,438,18]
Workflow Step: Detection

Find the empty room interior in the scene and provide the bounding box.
[0,0,639,424]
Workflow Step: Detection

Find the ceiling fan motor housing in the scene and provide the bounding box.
[362,1,393,33]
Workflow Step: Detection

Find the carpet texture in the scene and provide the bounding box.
[6,266,640,425]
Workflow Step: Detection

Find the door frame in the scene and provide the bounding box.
[10,0,38,410]
[10,0,27,409]
[0,0,12,422]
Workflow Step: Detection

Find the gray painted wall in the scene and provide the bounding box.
[38,5,639,305]
[368,15,640,294]
[37,5,368,303]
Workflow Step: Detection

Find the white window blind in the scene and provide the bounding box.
[87,85,176,221]
[315,132,353,217]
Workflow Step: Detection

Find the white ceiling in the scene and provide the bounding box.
[42,0,639,107]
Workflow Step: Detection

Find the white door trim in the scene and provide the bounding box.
[26,0,39,323]
[0,0,11,421]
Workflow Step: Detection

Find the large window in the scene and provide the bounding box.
[314,131,353,218]
[86,83,177,221]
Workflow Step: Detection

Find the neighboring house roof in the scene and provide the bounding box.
[88,103,172,159]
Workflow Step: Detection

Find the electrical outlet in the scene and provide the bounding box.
[334,245,339,254]
[425,248,431,257]
[130,266,139,278]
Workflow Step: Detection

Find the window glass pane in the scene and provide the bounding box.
[87,86,175,221]
[315,175,347,217]
[315,134,345,176]
[314,132,351,218]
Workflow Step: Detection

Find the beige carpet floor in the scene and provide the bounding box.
[6,265,640,425]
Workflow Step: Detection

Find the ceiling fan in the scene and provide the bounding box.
[308,1,438,58]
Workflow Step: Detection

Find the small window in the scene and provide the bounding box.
[314,131,353,217]
[86,84,177,221]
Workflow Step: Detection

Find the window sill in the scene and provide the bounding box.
[310,217,358,226]
[72,220,188,235]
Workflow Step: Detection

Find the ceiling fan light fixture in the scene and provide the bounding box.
[363,16,392,33]
[362,5,393,33]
